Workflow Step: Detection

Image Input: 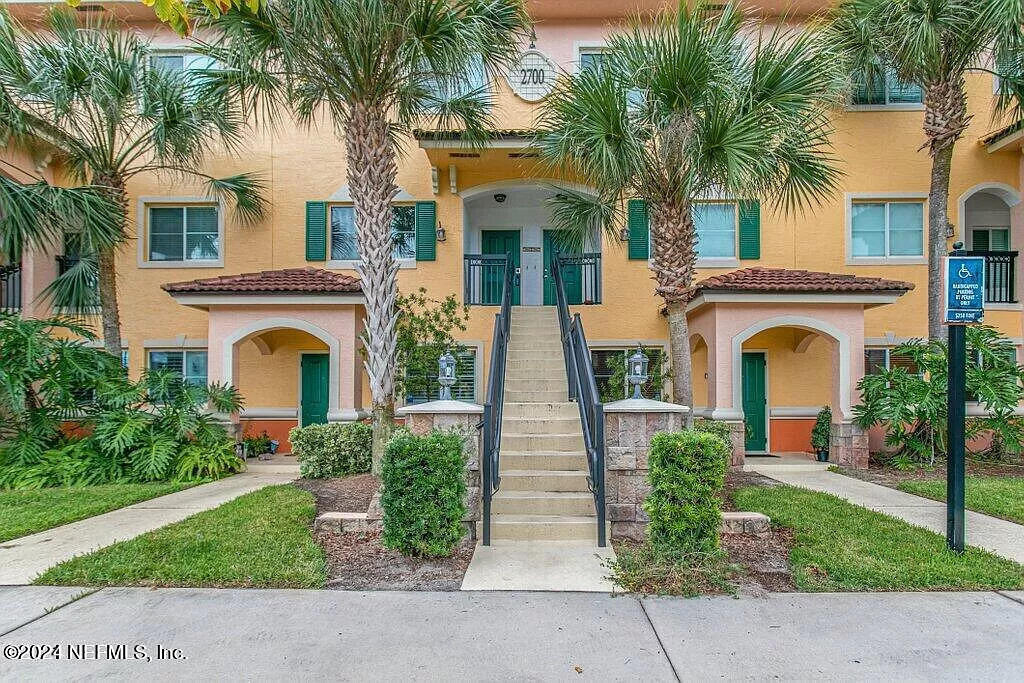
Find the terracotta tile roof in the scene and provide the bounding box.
[162,268,361,295]
[413,128,534,141]
[692,267,914,296]
[982,121,1023,145]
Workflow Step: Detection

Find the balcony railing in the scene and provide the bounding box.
[464,255,514,306]
[1,263,21,314]
[966,250,1017,304]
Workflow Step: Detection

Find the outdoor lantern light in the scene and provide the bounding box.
[438,351,457,400]
[627,345,649,399]
[436,224,447,242]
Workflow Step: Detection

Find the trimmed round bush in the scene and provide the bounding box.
[644,430,729,553]
[380,429,467,557]
[290,422,372,479]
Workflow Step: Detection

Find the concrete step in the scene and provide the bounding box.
[499,469,591,492]
[491,515,602,541]
[505,390,569,403]
[501,416,581,435]
[505,349,566,361]
[501,432,585,452]
[505,378,567,393]
[506,358,568,374]
[503,402,579,419]
[501,451,588,471]
[492,491,596,516]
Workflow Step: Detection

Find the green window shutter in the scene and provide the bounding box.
[627,199,649,260]
[738,200,761,260]
[305,201,327,261]
[971,229,990,252]
[415,201,437,261]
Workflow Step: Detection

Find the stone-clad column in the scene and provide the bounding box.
[602,398,689,541]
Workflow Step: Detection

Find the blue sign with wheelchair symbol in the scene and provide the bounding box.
[945,256,985,324]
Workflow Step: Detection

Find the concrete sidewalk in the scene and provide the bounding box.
[749,468,1024,564]
[1,586,1022,680]
[0,472,295,585]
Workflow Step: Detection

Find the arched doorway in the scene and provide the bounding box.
[959,184,1021,305]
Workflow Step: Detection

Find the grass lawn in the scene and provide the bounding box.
[897,477,1024,525]
[35,485,327,589]
[0,483,191,543]
[733,485,1024,591]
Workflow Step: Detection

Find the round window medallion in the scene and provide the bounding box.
[506,49,559,102]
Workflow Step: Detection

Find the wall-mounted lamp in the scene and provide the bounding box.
[619,228,630,242]
[494,193,507,203]
[436,225,447,242]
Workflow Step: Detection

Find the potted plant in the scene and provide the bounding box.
[811,406,832,462]
[242,430,273,460]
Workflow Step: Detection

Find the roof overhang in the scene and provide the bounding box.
[686,290,908,313]
[984,123,1024,153]
[167,293,366,310]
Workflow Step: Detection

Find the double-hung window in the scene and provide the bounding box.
[148,350,208,386]
[694,202,737,259]
[330,205,416,262]
[851,200,924,260]
[851,66,923,106]
[148,205,220,263]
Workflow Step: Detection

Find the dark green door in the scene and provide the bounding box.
[480,230,521,305]
[300,353,329,426]
[741,352,767,452]
[543,230,582,305]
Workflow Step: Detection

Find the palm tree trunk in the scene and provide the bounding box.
[922,77,970,340]
[345,104,400,475]
[650,200,696,424]
[92,173,126,356]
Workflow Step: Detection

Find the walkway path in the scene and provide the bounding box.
[1,586,1022,679]
[748,467,1024,564]
[461,540,616,591]
[0,472,296,585]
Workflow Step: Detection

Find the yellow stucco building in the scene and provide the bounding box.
[3,0,1023,465]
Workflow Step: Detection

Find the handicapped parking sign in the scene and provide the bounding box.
[945,256,985,324]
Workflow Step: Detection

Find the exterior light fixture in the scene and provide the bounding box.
[494,193,507,203]
[627,345,649,399]
[438,351,457,400]
[619,227,630,242]
[436,224,447,242]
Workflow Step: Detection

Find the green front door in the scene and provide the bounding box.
[543,230,582,305]
[741,352,767,452]
[481,230,521,305]
[300,353,329,426]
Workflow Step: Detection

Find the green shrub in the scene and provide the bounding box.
[290,422,372,479]
[242,429,272,456]
[692,418,731,444]
[644,430,729,553]
[380,429,467,557]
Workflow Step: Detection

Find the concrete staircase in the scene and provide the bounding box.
[492,306,599,542]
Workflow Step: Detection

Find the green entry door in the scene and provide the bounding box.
[300,353,329,426]
[741,352,767,452]
[480,229,521,305]
[543,230,582,305]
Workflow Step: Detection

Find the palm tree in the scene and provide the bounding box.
[829,0,1024,340]
[200,0,530,472]
[0,8,266,354]
[536,1,843,412]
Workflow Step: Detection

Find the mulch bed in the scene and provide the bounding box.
[721,470,796,594]
[297,474,474,591]
[837,458,1024,489]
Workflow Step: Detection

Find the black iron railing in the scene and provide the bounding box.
[465,254,515,306]
[553,252,602,304]
[478,254,512,546]
[552,252,607,547]
[965,250,1017,304]
[1,263,22,314]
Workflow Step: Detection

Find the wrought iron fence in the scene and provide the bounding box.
[0,263,22,314]
[966,250,1017,303]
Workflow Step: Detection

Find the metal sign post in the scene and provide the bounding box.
[943,243,984,553]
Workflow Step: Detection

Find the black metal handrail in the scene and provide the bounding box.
[965,250,1017,303]
[1,262,22,314]
[552,252,607,547]
[555,252,603,304]
[479,254,512,546]
[465,254,514,306]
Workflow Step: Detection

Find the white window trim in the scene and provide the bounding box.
[574,40,609,75]
[845,192,928,265]
[326,202,417,270]
[137,196,225,268]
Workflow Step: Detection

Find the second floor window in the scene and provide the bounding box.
[694,202,737,259]
[851,201,923,259]
[330,205,416,261]
[851,66,923,106]
[149,205,219,262]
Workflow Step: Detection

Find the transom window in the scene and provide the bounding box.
[330,205,416,261]
[148,350,208,386]
[851,66,923,106]
[694,202,737,259]
[148,205,219,262]
[851,201,923,258]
